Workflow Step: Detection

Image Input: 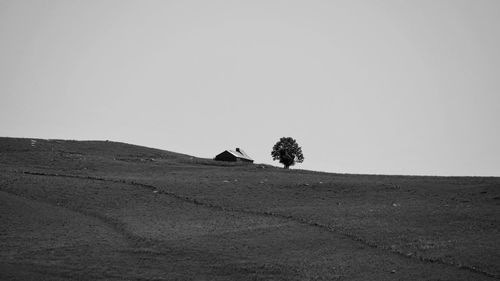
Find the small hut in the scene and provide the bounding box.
[214,148,254,163]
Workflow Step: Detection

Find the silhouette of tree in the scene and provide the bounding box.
[271,137,304,169]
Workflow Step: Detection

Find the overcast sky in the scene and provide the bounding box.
[1,0,499,176]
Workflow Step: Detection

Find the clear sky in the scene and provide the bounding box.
[1,0,499,176]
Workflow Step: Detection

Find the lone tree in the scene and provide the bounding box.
[271,137,304,169]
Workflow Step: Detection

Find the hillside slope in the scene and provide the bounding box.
[1,137,499,280]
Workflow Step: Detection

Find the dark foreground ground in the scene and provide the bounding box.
[1,137,499,281]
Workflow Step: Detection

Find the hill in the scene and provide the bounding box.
[1,137,499,280]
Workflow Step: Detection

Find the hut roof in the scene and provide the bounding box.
[227,148,253,161]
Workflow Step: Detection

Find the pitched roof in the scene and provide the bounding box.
[227,148,253,161]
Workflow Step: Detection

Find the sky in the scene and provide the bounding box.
[1,0,499,176]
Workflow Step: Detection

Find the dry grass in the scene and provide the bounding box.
[1,137,499,280]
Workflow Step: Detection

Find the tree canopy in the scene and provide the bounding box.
[271,137,304,169]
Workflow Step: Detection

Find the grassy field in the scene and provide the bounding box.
[1,137,499,280]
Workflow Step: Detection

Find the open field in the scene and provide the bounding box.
[1,137,499,280]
